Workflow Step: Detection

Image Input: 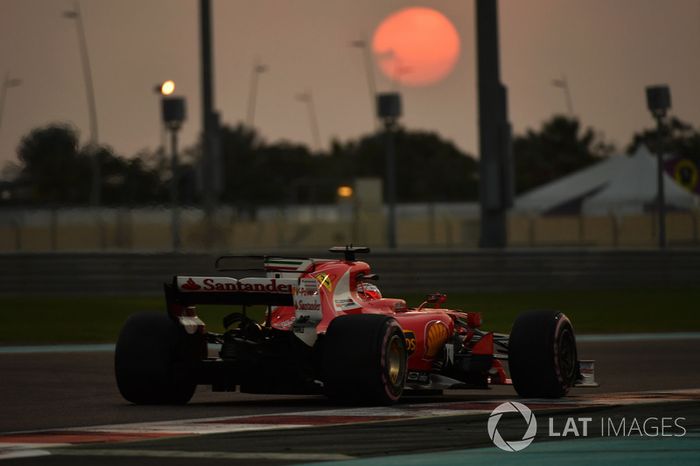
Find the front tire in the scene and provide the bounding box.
[115,312,202,404]
[508,310,578,398]
[322,314,407,405]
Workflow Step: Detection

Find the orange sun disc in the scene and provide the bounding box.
[372,7,461,87]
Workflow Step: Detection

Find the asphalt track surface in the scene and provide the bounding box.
[1,338,699,465]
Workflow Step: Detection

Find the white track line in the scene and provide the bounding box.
[0,389,698,461]
[0,344,115,354]
[4,388,699,437]
[577,332,700,342]
[0,450,52,460]
[49,449,355,461]
[0,444,66,460]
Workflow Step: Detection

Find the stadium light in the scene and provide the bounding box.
[160,80,176,96]
[337,186,353,198]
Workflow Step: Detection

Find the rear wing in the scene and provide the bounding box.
[214,256,317,274]
[214,246,370,274]
[166,276,296,307]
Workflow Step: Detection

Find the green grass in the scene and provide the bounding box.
[0,288,698,344]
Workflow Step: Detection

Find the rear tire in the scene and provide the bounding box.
[115,312,202,404]
[508,310,578,398]
[322,314,407,405]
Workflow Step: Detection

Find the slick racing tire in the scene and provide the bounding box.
[508,310,578,398]
[115,312,202,404]
[322,314,407,405]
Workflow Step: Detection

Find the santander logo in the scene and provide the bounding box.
[181,278,202,291]
[177,276,295,294]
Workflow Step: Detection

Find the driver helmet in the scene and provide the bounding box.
[357,282,382,300]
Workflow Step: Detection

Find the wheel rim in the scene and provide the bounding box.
[386,334,405,386]
[558,327,577,383]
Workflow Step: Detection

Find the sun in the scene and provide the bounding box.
[372,7,461,87]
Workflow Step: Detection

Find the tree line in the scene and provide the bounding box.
[2,115,698,207]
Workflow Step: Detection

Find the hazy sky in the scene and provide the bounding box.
[1,0,699,169]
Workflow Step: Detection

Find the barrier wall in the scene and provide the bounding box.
[0,250,697,295]
[508,212,700,248]
[1,208,698,252]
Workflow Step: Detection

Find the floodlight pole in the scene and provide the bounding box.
[377,93,401,249]
[162,96,187,252]
[296,91,321,152]
[384,123,397,249]
[552,74,574,116]
[246,61,266,127]
[476,0,513,248]
[351,39,380,130]
[200,0,222,248]
[200,0,214,204]
[169,128,181,251]
[64,1,100,207]
[646,85,671,249]
[654,114,666,249]
[0,72,21,133]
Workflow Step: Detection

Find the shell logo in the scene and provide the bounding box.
[424,320,450,358]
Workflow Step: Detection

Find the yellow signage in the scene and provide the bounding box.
[674,159,699,192]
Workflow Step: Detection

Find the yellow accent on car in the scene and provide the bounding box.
[314,273,333,292]
[425,321,450,358]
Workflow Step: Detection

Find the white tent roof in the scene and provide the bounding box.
[515,155,627,214]
[514,146,699,215]
[582,146,698,215]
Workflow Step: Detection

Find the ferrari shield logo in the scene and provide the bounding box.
[314,273,333,292]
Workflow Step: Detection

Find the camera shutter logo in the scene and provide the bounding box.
[487,401,537,452]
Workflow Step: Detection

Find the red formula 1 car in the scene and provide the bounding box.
[115,246,597,405]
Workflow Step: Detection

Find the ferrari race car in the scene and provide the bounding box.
[115,246,597,405]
